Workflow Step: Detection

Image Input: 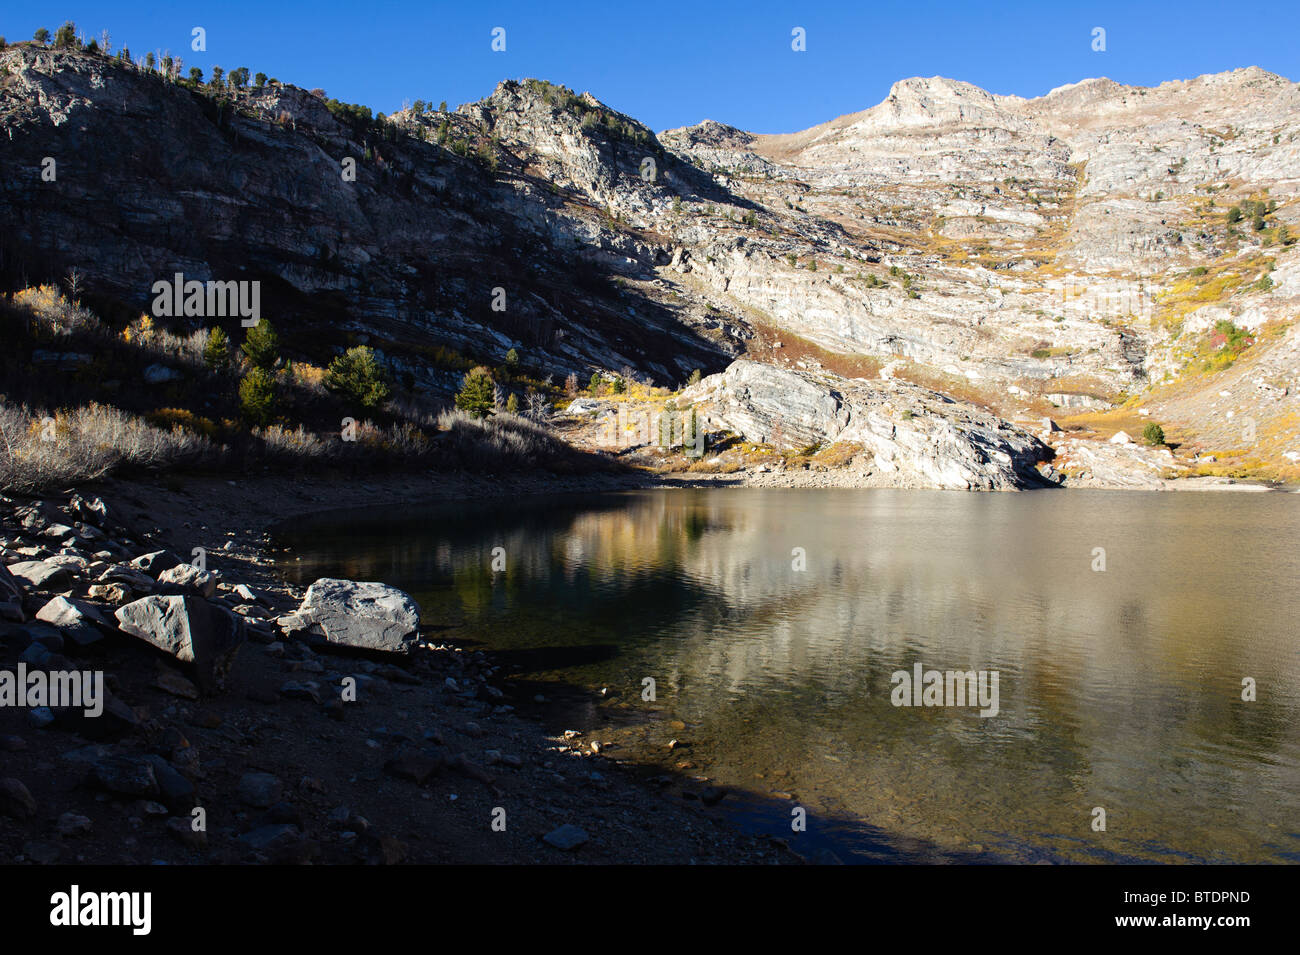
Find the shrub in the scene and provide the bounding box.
[189,67,203,83]
[33,28,50,46]
[454,367,495,419]
[505,392,519,414]
[202,327,230,369]
[687,369,702,386]
[1226,206,1242,224]
[254,72,267,87]
[612,377,626,394]
[238,368,277,425]
[241,320,279,369]
[1142,422,1165,446]
[0,400,215,492]
[324,345,390,409]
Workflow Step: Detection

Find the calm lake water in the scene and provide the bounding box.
[275,488,1300,864]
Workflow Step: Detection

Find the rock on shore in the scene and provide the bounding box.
[293,579,422,653]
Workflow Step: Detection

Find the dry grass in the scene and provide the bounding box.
[0,399,218,492]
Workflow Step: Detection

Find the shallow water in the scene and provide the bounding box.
[276,488,1300,863]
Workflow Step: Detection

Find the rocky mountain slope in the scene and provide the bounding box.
[2,41,1297,487]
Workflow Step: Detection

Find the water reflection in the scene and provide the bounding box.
[277,488,1300,863]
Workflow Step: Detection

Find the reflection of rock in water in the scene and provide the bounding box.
[279,489,1300,863]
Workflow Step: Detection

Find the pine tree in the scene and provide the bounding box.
[505,393,519,414]
[238,368,276,426]
[33,28,50,46]
[240,320,279,370]
[53,22,77,49]
[455,368,496,419]
[324,346,391,409]
[203,327,230,369]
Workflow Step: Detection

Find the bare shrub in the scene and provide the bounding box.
[0,399,217,491]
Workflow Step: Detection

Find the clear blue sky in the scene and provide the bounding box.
[11,1,1299,133]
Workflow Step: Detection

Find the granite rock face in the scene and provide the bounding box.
[685,360,1051,490]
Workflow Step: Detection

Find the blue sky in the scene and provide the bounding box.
[11,1,1299,133]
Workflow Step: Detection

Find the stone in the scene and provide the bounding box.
[143,363,182,384]
[88,756,159,797]
[166,816,208,849]
[383,746,444,785]
[56,812,93,836]
[278,681,321,704]
[0,778,37,818]
[6,560,70,591]
[542,824,589,851]
[237,772,283,808]
[35,595,108,646]
[156,563,217,599]
[1109,430,1133,445]
[0,563,23,603]
[141,754,196,806]
[99,564,155,592]
[129,550,182,578]
[87,583,132,604]
[115,595,247,692]
[296,578,421,653]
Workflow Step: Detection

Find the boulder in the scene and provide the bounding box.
[6,560,71,591]
[129,550,182,579]
[296,579,421,653]
[35,596,108,646]
[114,595,247,691]
[685,360,1052,490]
[0,564,23,622]
[156,563,217,599]
[143,363,182,384]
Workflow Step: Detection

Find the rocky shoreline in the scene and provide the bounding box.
[2,464,1288,867]
[0,472,803,865]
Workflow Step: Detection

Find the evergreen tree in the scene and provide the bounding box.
[238,368,276,426]
[240,320,279,370]
[324,346,391,409]
[506,392,520,414]
[203,327,230,369]
[33,28,50,46]
[53,22,77,49]
[455,367,496,419]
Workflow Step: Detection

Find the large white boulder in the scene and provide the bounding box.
[296,579,421,653]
